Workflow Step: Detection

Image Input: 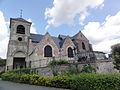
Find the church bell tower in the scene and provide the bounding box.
[6,18,32,70]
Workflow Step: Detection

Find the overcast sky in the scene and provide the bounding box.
[0,0,120,58]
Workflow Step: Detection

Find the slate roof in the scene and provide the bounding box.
[52,36,61,48]
[30,31,89,48]
[30,33,68,48]
[10,18,32,28]
[30,34,43,43]
[58,34,67,40]
[10,18,32,24]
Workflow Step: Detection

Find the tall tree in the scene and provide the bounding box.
[111,43,120,71]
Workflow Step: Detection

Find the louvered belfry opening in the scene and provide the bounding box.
[16,25,25,34]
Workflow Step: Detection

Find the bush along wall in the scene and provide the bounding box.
[69,73,120,90]
[1,69,120,90]
[1,68,38,82]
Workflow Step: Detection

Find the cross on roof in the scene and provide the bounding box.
[20,9,23,18]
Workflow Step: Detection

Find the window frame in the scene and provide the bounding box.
[44,45,52,57]
[82,42,86,50]
[16,25,25,34]
[68,47,74,58]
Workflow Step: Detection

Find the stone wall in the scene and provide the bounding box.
[36,59,119,77]
[96,60,119,74]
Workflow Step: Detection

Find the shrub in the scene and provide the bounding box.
[111,43,120,71]
[0,59,6,67]
[69,73,120,90]
[2,69,120,90]
[20,74,51,86]
[81,64,96,73]
[0,70,5,78]
[20,74,31,83]
[1,68,38,83]
[1,72,21,82]
[48,59,69,66]
[49,75,69,88]
[37,76,51,86]
[20,74,69,88]
[29,74,40,85]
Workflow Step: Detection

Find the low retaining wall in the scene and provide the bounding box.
[96,60,119,74]
[36,59,119,77]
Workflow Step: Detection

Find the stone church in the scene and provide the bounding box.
[6,18,105,70]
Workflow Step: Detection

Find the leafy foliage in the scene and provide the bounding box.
[1,69,120,90]
[49,75,69,88]
[1,72,21,82]
[1,68,38,82]
[81,64,96,73]
[20,74,51,86]
[20,74,31,83]
[0,59,6,67]
[48,59,69,66]
[69,73,120,90]
[111,43,120,71]
[0,70,5,78]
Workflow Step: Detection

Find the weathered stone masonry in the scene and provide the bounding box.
[6,17,107,70]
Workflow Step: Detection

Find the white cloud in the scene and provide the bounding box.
[27,19,37,34]
[45,0,104,28]
[0,11,9,59]
[82,11,120,53]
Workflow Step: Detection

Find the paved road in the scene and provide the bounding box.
[0,80,68,90]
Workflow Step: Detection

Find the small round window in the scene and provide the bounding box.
[18,37,22,41]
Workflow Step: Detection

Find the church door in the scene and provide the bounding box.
[13,57,26,69]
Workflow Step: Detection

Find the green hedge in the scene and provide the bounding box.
[49,75,69,88]
[69,73,120,90]
[1,70,120,90]
[21,73,120,90]
[1,68,38,82]
[20,74,69,88]
[0,70,5,78]
[1,72,21,82]
[20,74,49,85]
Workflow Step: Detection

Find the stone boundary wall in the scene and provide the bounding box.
[35,59,119,77]
[96,60,119,74]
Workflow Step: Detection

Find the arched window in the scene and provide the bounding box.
[16,25,25,34]
[44,45,52,57]
[82,42,86,50]
[68,47,74,58]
